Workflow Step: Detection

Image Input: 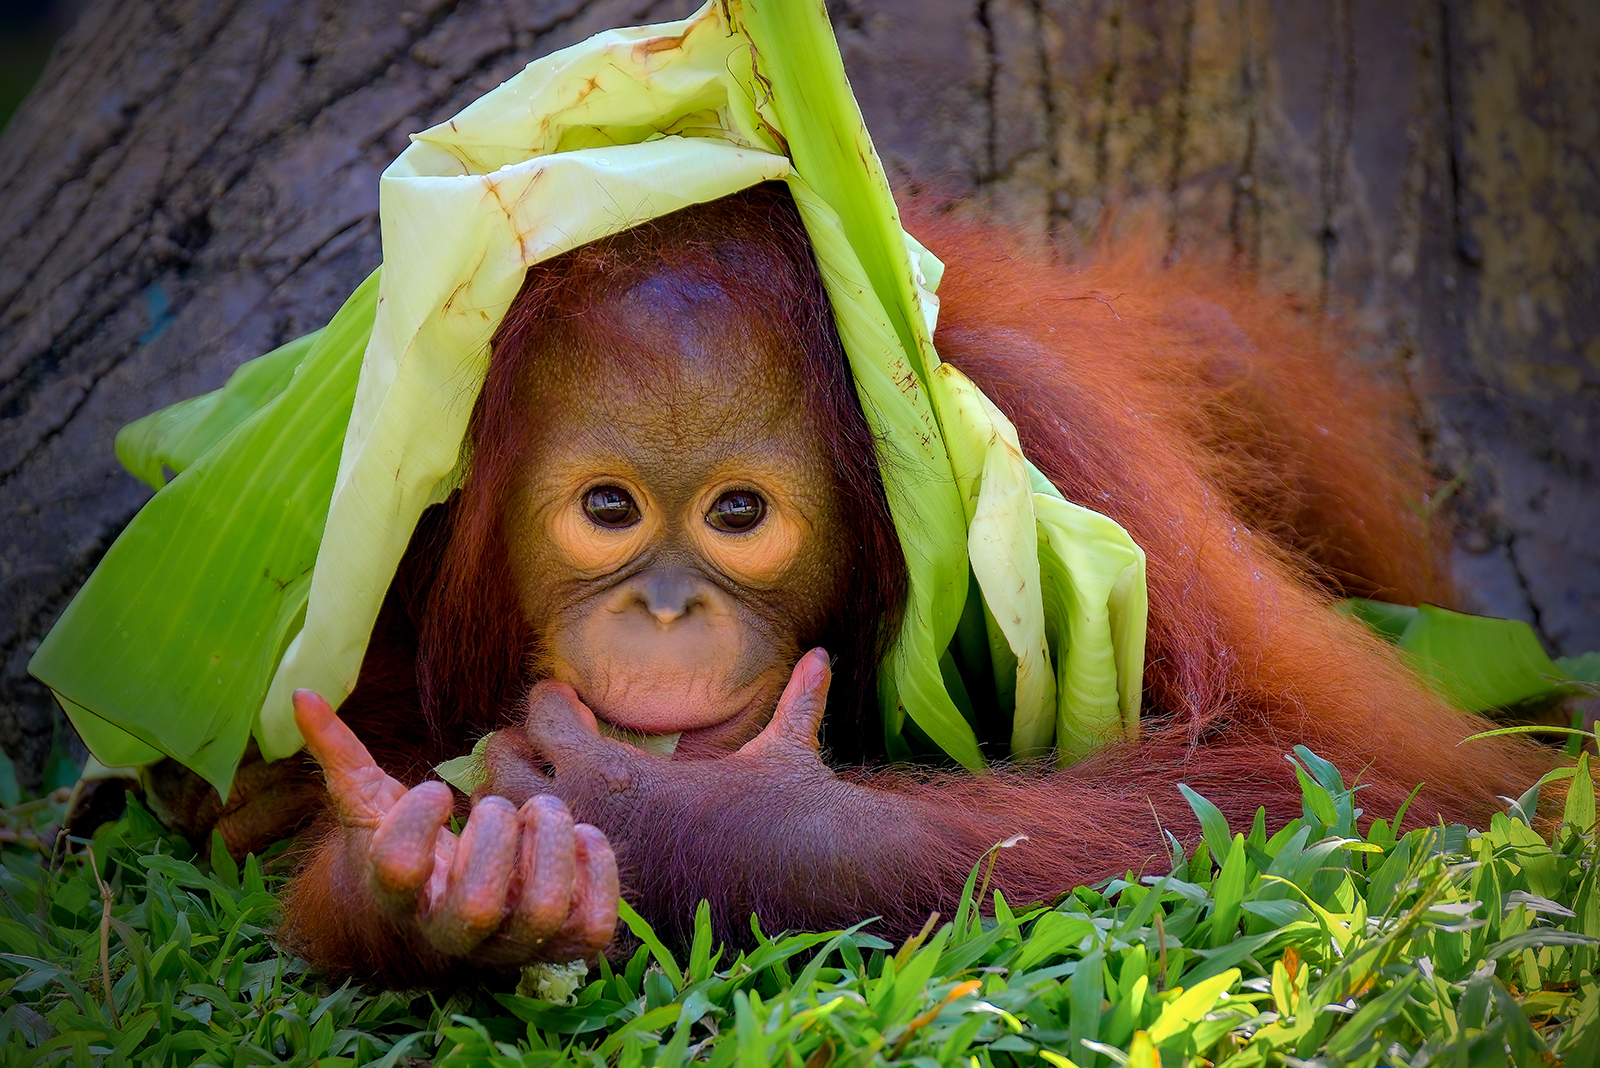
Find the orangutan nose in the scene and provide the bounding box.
[633,568,708,625]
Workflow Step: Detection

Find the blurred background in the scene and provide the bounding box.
[1,0,1596,790]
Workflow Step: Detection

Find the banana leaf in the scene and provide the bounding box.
[115,329,323,490]
[1341,599,1597,712]
[32,0,1149,792]
[31,274,378,795]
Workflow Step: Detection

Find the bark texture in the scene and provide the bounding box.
[2,0,1596,787]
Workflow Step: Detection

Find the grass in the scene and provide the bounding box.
[1,745,1597,1067]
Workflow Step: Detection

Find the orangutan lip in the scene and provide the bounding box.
[587,688,774,756]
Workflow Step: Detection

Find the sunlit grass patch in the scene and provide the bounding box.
[2,747,1596,1066]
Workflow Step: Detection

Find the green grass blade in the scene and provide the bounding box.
[1209,834,1248,949]
[1178,783,1232,865]
[1563,753,1595,834]
[616,900,684,991]
[1068,943,1105,1067]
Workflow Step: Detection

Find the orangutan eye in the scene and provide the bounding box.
[583,486,639,528]
[707,491,765,532]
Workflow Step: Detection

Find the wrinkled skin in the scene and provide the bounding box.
[295,690,618,967]
[475,650,839,842]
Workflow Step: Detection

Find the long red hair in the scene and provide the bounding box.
[912,208,1548,823]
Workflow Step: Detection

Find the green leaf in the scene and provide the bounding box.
[616,899,684,990]
[1324,971,1419,1058]
[493,993,616,1035]
[434,735,490,795]
[952,846,986,937]
[734,991,763,1067]
[0,919,43,957]
[115,330,322,490]
[1484,929,1600,959]
[1145,969,1238,1043]
[1337,598,1416,641]
[1208,835,1247,949]
[1068,944,1105,1066]
[1241,899,1313,926]
[1563,753,1596,833]
[1490,978,1551,1064]
[1178,784,1231,867]
[30,271,379,796]
[596,1004,682,1059]
[688,900,716,983]
[1185,930,1280,985]
[1400,604,1567,709]
[3,756,1597,1068]
[1117,876,1172,940]
[1289,760,1339,829]
[1556,651,1600,682]
[1464,724,1595,742]
[1509,778,1543,826]
[138,854,214,890]
[1011,912,1097,975]
[1364,835,1413,918]
[878,926,951,1027]
[209,829,239,892]
[1345,599,1590,711]
[1557,986,1600,1067]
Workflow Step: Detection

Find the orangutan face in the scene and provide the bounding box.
[502,272,851,756]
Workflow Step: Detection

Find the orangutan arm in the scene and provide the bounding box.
[479,654,1312,947]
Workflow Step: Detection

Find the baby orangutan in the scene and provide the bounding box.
[277,183,1552,986]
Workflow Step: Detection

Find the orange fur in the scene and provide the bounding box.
[917,210,1550,825]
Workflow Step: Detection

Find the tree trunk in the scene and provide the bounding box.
[3,0,1596,788]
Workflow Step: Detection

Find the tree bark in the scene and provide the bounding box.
[2,0,1596,787]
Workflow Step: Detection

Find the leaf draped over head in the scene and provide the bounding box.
[31,0,1148,796]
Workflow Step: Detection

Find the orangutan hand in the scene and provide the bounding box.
[293,690,619,966]
[479,648,838,831]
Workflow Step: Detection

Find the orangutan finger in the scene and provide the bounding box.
[504,795,578,944]
[368,780,454,912]
[479,729,556,807]
[739,648,831,757]
[294,689,406,824]
[551,824,620,959]
[422,795,521,955]
[521,680,603,758]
